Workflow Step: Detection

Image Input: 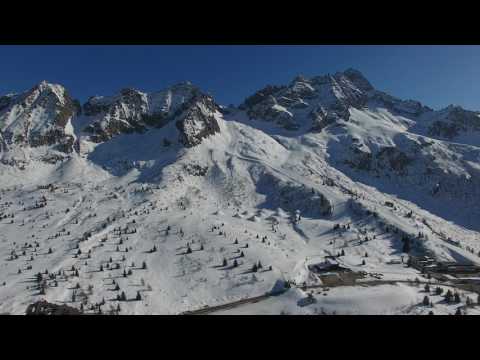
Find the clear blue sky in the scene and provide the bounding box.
[1,45,479,110]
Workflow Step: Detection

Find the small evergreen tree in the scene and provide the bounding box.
[445,290,453,303]
[136,291,142,301]
[142,261,147,269]
[454,292,461,303]
[423,295,430,306]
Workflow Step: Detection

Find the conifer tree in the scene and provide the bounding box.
[445,290,453,303]
[454,292,461,303]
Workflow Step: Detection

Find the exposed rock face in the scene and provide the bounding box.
[239,69,373,131]
[82,88,150,142]
[0,81,78,154]
[26,300,82,315]
[82,82,220,146]
[239,68,435,132]
[427,105,480,139]
[175,94,220,147]
[371,92,431,117]
[345,143,413,176]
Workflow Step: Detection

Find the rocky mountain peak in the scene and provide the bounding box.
[0,81,79,162]
[340,68,374,92]
[82,82,220,146]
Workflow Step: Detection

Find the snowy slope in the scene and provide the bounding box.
[0,70,480,315]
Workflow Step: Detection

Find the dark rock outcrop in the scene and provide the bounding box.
[26,300,82,315]
[176,95,220,147]
[427,105,480,140]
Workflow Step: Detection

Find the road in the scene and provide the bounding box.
[180,292,272,315]
[180,276,480,315]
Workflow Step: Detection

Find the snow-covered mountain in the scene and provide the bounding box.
[79,81,220,147]
[1,70,480,315]
[0,81,80,165]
